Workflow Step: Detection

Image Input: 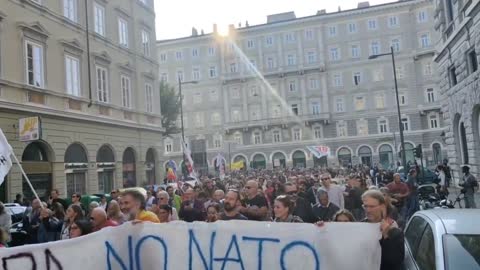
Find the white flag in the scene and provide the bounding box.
[0,129,13,186]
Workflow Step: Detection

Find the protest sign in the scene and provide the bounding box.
[0,221,381,270]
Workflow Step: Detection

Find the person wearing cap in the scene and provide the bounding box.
[460,166,478,208]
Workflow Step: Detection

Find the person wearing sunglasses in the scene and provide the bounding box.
[319,174,344,210]
[239,180,268,221]
[283,182,314,223]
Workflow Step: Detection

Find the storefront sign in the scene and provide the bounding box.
[19,116,41,142]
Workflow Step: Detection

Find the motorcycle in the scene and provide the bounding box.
[418,183,454,210]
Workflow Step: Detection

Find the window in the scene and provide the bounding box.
[353,72,362,85]
[267,57,275,69]
[418,10,428,23]
[230,63,238,73]
[357,119,369,136]
[164,140,173,154]
[192,48,199,57]
[330,48,340,61]
[378,119,389,133]
[293,128,301,141]
[309,78,319,89]
[194,113,204,128]
[313,127,322,139]
[305,29,314,40]
[95,66,108,103]
[337,121,347,137]
[287,54,296,66]
[285,33,296,43]
[273,130,281,143]
[467,49,478,74]
[64,0,77,22]
[141,30,150,56]
[145,83,153,113]
[121,76,131,108]
[265,36,273,46]
[429,113,439,129]
[118,18,129,47]
[250,108,261,120]
[231,88,240,99]
[193,92,202,104]
[351,45,360,58]
[209,89,219,101]
[398,93,407,106]
[177,70,184,82]
[234,133,242,144]
[176,51,183,60]
[370,41,380,56]
[372,69,384,82]
[272,104,281,118]
[213,135,222,148]
[335,97,345,112]
[209,66,217,78]
[416,225,436,270]
[253,132,262,144]
[375,93,385,109]
[324,25,335,38]
[391,39,400,52]
[212,113,221,126]
[401,117,410,131]
[367,19,377,30]
[426,88,435,103]
[421,34,431,48]
[307,51,317,64]
[291,104,299,115]
[192,68,200,80]
[396,66,404,79]
[232,110,241,122]
[348,23,357,33]
[448,66,457,86]
[66,173,86,197]
[65,55,80,96]
[94,3,105,36]
[312,102,321,115]
[288,81,297,92]
[247,40,255,49]
[160,53,167,62]
[208,47,215,56]
[405,217,428,256]
[388,16,399,27]
[355,96,365,111]
[424,62,432,76]
[160,73,168,82]
[250,86,258,97]
[25,41,44,88]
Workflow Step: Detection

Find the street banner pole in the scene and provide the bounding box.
[11,153,44,209]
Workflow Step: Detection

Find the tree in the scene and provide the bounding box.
[160,81,181,136]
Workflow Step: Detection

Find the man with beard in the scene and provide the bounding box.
[239,180,268,221]
[220,190,248,220]
[284,182,314,223]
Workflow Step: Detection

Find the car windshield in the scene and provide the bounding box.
[444,234,480,270]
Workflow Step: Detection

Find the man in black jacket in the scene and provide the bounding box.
[362,190,404,270]
[284,182,314,223]
[312,190,339,222]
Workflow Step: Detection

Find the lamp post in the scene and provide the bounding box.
[369,46,407,168]
[178,78,198,178]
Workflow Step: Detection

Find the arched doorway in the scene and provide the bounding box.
[379,144,393,169]
[145,148,156,185]
[123,147,136,188]
[251,154,266,169]
[21,141,53,201]
[337,148,352,167]
[272,152,286,168]
[97,145,115,194]
[404,143,415,165]
[65,143,88,197]
[292,151,306,168]
[432,143,442,166]
[233,155,247,170]
[313,156,328,168]
[358,146,372,166]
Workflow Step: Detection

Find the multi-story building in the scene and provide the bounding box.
[434,0,480,180]
[0,0,162,201]
[157,0,446,173]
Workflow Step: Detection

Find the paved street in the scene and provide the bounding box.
[447,187,480,208]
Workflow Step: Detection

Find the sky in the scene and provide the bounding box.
[154,0,396,40]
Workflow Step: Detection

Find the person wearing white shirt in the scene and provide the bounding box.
[319,174,345,209]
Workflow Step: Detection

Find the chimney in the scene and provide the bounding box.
[338,6,341,12]
[213,23,218,34]
[191,27,198,36]
[317,9,326,15]
[245,20,249,27]
[201,29,205,35]
[358,1,370,8]
[238,22,242,27]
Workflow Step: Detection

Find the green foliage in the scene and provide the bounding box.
[160,81,181,136]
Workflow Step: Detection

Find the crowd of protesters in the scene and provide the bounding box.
[1,160,477,270]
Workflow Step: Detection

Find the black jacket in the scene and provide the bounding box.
[292,196,314,223]
[380,227,405,270]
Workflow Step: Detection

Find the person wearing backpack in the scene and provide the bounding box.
[460,166,478,208]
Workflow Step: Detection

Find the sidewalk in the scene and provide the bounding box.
[447,187,479,208]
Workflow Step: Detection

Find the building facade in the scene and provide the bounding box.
[434,0,480,181]
[0,0,163,201]
[157,0,446,174]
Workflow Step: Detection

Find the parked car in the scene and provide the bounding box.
[397,166,439,184]
[5,204,27,224]
[5,205,29,247]
[404,209,480,270]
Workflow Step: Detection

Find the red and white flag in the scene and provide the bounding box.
[0,129,13,186]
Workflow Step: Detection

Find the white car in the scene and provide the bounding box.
[404,209,480,270]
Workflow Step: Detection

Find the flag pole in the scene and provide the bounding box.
[11,153,44,209]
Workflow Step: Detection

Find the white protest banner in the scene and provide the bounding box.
[0,129,13,185]
[0,221,381,270]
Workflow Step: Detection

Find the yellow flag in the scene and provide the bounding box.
[231,161,244,170]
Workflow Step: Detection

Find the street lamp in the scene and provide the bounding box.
[369,46,407,168]
[178,78,198,178]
